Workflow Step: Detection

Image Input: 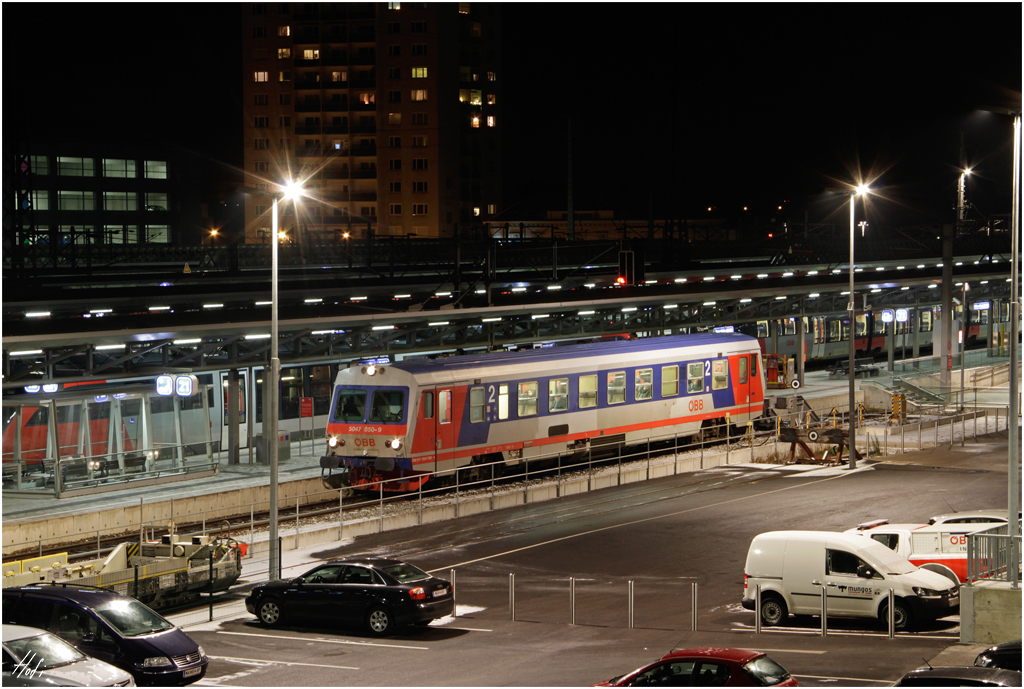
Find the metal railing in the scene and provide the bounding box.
[967,524,1022,588]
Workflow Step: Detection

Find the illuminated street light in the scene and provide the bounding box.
[269,179,303,582]
[847,183,870,470]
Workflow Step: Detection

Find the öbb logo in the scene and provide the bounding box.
[354,438,376,447]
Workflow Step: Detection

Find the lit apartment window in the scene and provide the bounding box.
[305,49,320,60]
[412,44,427,56]
[58,156,94,176]
[388,112,402,124]
[471,116,480,128]
[279,71,291,82]
[388,1,400,8]
[412,204,428,215]
[103,159,136,178]
[104,224,136,244]
[145,193,168,210]
[459,3,469,13]
[278,25,290,36]
[487,71,497,81]
[389,181,401,192]
[331,70,346,82]
[487,203,496,214]
[359,92,374,104]
[145,225,170,243]
[470,90,482,105]
[412,159,427,170]
[254,71,269,82]
[254,93,269,105]
[254,139,270,150]
[254,116,270,127]
[411,67,427,78]
[104,191,138,211]
[278,48,291,59]
[410,89,427,101]
[26,190,49,210]
[144,161,168,179]
[487,116,495,127]
[412,136,427,147]
[412,112,427,125]
[30,155,49,175]
[389,204,402,215]
[332,139,347,150]
[487,93,496,105]
[473,207,480,217]
[412,181,427,192]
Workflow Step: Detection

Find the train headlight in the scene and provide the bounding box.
[328,436,338,448]
[389,438,403,451]
[366,364,376,376]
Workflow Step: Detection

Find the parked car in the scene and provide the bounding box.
[927,510,1013,527]
[245,557,453,636]
[742,531,959,631]
[593,647,798,686]
[894,665,1023,686]
[976,640,1022,672]
[1,585,207,686]
[2,624,135,687]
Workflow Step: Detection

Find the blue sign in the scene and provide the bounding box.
[895,308,909,323]
[713,325,735,333]
[42,383,59,394]
[175,375,198,397]
[880,309,895,323]
[156,375,174,396]
[972,301,990,311]
[24,385,41,394]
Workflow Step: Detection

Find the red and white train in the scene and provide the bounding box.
[319,333,767,492]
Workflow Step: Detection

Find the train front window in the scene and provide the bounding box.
[334,389,367,422]
[369,390,404,423]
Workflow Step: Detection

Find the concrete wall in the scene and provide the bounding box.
[960,582,1022,645]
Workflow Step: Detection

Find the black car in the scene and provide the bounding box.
[976,640,1022,672]
[1,585,207,686]
[245,558,454,636]
[894,666,1024,686]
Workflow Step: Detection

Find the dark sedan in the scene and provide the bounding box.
[976,640,1022,672]
[245,558,453,636]
[594,647,798,686]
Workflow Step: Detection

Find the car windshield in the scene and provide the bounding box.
[94,599,174,637]
[382,563,430,583]
[5,632,85,670]
[865,543,919,576]
[743,656,791,686]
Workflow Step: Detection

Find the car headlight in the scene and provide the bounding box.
[976,654,994,667]
[141,656,173,668]
[198,644,206,659]
[912,587,942,597]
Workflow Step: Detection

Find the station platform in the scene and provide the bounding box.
[2,366,1013,554]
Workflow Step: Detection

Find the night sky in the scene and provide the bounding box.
[6,2,1020,230]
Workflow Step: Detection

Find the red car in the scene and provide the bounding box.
[594,647,798,686]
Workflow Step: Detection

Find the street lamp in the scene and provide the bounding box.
[269,179,303,582]
[848,184,870,470]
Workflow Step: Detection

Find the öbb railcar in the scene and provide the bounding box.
[319,333,768,492]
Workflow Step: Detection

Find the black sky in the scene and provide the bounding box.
[5,2,1020,229]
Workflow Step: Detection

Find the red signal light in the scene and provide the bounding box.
[616,276,627,285]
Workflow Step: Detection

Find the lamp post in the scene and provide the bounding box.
[848,184,869,470]
[268,181,302,582]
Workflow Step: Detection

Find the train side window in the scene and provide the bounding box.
[920,309,933,332]
[469,387,485,422]
[517,382,538,417]
[548,378,568,413]
[438,390,452,424]
[421,391,434,419]
[739,357,748,385]
[687,362,704,393]
[607,371,626,405]
[578,374,598,409]
[661,365,679,397]
[711,359,729,391]
[498,384,509,419]
[750,354,758,377]
[634,368,653,401]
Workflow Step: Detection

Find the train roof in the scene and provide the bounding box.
[392,333,758,377]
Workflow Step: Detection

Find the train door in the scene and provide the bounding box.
[218,370,249,449]
[432,387,456,473]
[737,354,754,417]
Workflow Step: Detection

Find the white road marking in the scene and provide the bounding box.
[736,647,827,654]
[217,630,429,650]
[207,655,359,670]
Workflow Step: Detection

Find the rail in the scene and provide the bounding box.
[966,524,1022,588]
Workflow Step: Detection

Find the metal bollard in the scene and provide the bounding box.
[451,569,457,618]
[820,586,827,637]
[888,589,895,638]
[509,573,515,621]
[570,577,576,625]
[755,584,761,633]
[691,582,698,631]
[628,580,634,629]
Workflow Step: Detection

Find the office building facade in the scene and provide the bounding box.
[241,2,502,243]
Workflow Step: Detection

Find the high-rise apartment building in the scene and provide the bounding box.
[241,2,502,243]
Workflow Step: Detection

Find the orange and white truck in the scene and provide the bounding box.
[845,519,991,585]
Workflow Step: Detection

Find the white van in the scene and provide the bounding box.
[741,531,960,631]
